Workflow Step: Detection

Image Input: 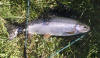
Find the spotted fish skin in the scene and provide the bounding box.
[27,17,90,36]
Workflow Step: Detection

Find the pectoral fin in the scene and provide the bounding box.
[43,34,51,39]
[66,31,75,34]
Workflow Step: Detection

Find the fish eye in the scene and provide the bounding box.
[84,26,87,28]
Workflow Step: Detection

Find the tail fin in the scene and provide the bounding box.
[9,28,19,40]
[5,18,25,40]
[8,27,25,40]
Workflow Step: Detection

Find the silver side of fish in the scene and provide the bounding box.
[8,17,90,39]
[27,17,90,36]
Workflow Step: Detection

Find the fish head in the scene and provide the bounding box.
[76,23,90,33]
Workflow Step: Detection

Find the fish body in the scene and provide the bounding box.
[8,17,90,39]
[27,17,90,36]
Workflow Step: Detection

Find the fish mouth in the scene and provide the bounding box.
[87,26,90,32]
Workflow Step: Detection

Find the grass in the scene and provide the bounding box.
[0,0,100,58]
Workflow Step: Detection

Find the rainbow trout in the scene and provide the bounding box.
[9,17,90,39]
